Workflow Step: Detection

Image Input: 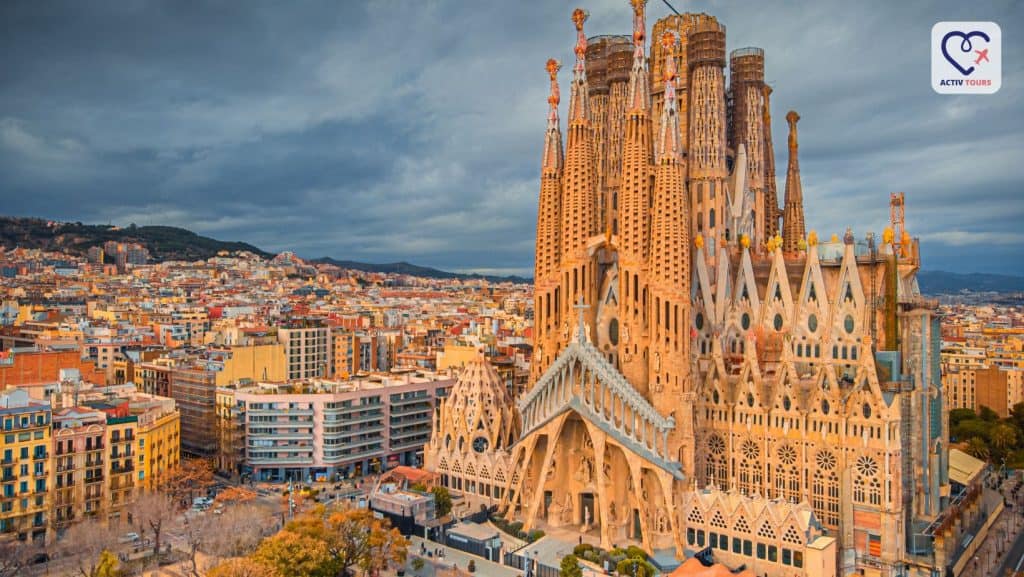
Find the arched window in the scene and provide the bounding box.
[709,208,716,229]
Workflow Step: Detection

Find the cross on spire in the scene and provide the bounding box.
[574,294,590,343]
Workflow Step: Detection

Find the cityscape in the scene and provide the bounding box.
[1,2,1022,577]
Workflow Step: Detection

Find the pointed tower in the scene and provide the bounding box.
[728,47,766,250]
[531,59,564,382]
[586,34,632,237]
[559,8,599,349]
[781,110,806,253]
[648,30,690,402]
[762,85,780,240]
[686,19,727,257]
[617,0,653,391]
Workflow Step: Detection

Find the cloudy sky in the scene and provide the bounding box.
[0,1,1020,276]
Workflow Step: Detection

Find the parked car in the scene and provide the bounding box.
[119,532,141,544]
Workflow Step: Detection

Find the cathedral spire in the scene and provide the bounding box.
[648,29,690,400]
[568,8,589,123]
[626,0,649,112]
[532,60,564,381]
[543,58,563,174]
[657,31,681,164]
[781,110,806,253]
[762,85,780,239]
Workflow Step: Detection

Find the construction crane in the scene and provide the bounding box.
[890,192,905,259]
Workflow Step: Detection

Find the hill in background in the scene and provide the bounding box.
[916,270,1024,294]
[0,216,270,262]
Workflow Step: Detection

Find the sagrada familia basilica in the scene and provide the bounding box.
[426,3,960,576]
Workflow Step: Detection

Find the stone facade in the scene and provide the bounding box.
[428,3,954,576]
[425,358,520,506]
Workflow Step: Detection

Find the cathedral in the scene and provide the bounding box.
[427,3,955,576]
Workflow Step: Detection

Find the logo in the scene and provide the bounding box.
[932,22,1001,94]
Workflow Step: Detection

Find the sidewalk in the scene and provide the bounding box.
[408,536,521,577]
[964,475,1023,576]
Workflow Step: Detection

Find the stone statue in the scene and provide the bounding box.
[582,505,592,531]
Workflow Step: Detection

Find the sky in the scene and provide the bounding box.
[0,0,1021,277]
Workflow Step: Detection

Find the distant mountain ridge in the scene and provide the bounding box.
[312,257,531,284]
[916,270,1024,294]
[0,215,530,283]
[0,216,271,262]
[10,216,1014,290]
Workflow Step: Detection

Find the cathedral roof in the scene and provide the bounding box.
[438,356,521,453]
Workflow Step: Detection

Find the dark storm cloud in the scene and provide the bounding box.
[0,0,1020,275]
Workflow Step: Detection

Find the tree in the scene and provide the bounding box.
[615,558,656,577]
[954,419,993,444]
[432,485,452,518]
[215,486,257,506]
[966,437,990,461]
[560,554,583,577]
[202,505,267,559]
[0,539,43,577]
[1010,402,1024,431]
[991,423,1019,452]
[950,408,978,429]
[411,558,426,572]
[207,558,281,577]
[128,491,180,563]
[56,520,120,577]
[466,559,476,573]
[284,505,408,577]
[163,458,216,506]
[979,405,1000,422]
[358,523,409,576]
[252,531,336,577]
[94,550,122,577]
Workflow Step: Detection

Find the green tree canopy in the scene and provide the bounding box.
[560,554,583,577]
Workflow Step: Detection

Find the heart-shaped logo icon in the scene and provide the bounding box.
[941,30,990,76]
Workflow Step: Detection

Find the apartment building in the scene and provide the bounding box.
[0,389,51,542]
[279,319,330,380]
[170,365,217,457]
[50,391,179,532]
[223,370,453,482]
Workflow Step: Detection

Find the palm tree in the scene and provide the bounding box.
[966,437,990,461]
[990,424,1018,453]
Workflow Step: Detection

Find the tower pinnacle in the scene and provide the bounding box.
[657,31,681,163]
[627,0,649,111]
[568,9,589,122]
[781,110,806,253]
[543,59,562,173]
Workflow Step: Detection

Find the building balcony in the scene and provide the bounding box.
[389,396,431,407]
[0,473,15,482]
[389,415,431,427]
[389,403,432,416]
[323,424,385,438]
[326,413,384,427]
[247,456,313,465]
[32,453,49,461]
[247,408,314,417]
[389,428,430,440]
[338,437,384,449]
[85,475,104,484]
[324,403,384,415]
[390,438,429,451]
[248,432,313,441]
[323,447,385,462]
